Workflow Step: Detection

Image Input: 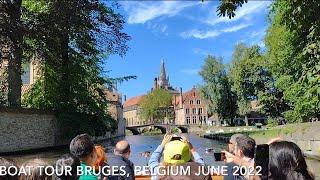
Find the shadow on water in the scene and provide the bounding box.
[3,134,320,178]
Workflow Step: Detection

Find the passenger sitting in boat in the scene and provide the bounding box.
[0,157,19,180]
[93,145,108,180]
[148,133,211,180]
[20,159,53,180]
[55,153,80,180]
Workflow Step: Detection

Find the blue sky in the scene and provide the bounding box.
[105,1,271,99]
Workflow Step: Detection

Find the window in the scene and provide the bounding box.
[185,108,190,114]
[192,116,197,124]
[186,117,190,124]
[197,100,201,104]
[192,108,196,114]
[198,108,203,114]
[190,100,193,104]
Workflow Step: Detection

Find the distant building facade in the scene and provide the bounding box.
[123,59,211,126]
[123,95,146,126]
[173,87,209,125]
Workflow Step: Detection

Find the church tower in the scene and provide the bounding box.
[158,59,169,89]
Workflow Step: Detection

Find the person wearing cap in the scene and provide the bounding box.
[148,134,206,180]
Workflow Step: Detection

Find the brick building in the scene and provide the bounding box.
[173,87,209,125]
[123,59,211,126]
[123,95,146,126]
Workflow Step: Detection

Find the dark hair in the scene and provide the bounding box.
[19,159,52,180]
[70,134,94,158]
[0,157,19,180]
[269,141,314,180]
[55,154,80,180]
[235,136,256,158]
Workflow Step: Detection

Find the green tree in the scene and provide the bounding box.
[199,55,237,125]
[265,1,320,122]
[217,0,248,18]
[140,88,173,123]
[229,43,273,125]
[0,0,23,107]
[21,0,131,136]
[217,0,320,122]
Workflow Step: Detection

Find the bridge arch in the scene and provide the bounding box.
[153,125,167,134]
[125,127,140,135]
[176,126,188,133]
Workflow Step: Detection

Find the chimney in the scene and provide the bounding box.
[179,87,183,109]
[124,95,127,102]
[154,78,158,89]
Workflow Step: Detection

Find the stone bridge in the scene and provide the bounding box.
[126,123,189,135]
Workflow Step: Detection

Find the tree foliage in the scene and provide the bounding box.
[220,0,320,122]
[0,0,23,107]
[20,0,131,136]
[217,0,248,19]
[199,55,237,125]
[229,44,271,115]
[265,0,320,122]
[140,88,173,123]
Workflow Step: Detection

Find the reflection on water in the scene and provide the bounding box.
[4,134,320,178]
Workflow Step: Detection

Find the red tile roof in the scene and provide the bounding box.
[123,95,145,108]
[174,87,200,106]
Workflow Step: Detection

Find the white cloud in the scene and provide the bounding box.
[249,28,266,39]
[121,1,198,24]
[205,1,271,26]
[222,23,250,33]
[181,29,220,39]
[161,25,168,33]
[181,23,250,39]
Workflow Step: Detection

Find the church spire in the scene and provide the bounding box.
[158,59,168,89]
[160,59,166,81]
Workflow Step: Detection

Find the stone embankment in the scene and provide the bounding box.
[0,107,124,154]
[202,122,320,160]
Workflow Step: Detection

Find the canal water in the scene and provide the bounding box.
[4,134,320,178]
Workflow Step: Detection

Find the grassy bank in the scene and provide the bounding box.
[204,122,318,142]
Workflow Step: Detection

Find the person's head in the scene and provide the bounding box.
[55,154,80,180]
[228,134,245,154]
[234,136,255,158]
[0,157,19,180]
[114,140,131,159]
[70,134,97,166]
[19,159,52,180]
[93,145,107,170]
[269,141,314,180]
[163,140,191,165]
